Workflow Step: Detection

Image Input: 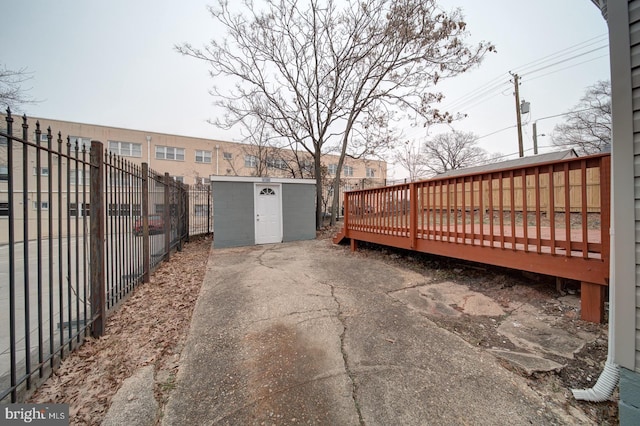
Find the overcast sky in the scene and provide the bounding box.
[2,0,609,179]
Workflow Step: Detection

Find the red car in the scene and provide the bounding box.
[133,214,164,236]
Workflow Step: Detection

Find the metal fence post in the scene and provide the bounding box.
[177,183,184,252]
[207,186,211,234]
[142,163,150,282]
[90,141,106,337]
[184,184,190,243]
[164,173,171,261]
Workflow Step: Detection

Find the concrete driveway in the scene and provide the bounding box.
[161,239,588,425]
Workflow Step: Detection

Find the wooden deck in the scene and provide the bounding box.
[334,153,611,323]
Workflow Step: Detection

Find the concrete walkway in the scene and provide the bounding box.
[161,239,585,425]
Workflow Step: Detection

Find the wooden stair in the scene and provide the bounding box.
[332,228,347,244]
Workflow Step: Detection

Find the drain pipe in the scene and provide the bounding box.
[572,194,619,402]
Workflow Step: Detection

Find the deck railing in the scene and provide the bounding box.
[341,153,611,322]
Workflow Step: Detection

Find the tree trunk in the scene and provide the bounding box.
[331,130,351,225]
[315,149,324,229]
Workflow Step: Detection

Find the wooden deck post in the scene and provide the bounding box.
[580,282,605,323]
[350,238,358,252]
[410,182,417,249]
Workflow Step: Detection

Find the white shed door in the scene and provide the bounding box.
[255,184,282,244]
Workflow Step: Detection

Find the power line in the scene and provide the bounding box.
[443,80,510,112]
[476,124,516,140]
[473,107,600,143]
[441,33,609,114]
[521,45,608,77]
[511,33,607,74]
[524,53,609,83]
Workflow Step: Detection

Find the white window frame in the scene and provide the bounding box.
[69,136,92,152]
[69,202,90,217]
[173,176,184,183]
[344,165,354,177]
[108,140,142,158]
[194,204,209,217]
[33,167,49,176]
[244,155,258,168]
[195,150,212,163]
[366,167,375,178]
[327,164,337,175]
[156,145,185,161]
[267,157,288,170]
[70,169,90,186]
[33,201,49,210]
[223,152,233,160]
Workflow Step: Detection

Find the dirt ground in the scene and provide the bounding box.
[28,229,616,425]
[319,223,616,424]
[28,235,212,425]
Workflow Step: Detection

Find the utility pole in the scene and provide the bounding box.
[532,121,539,155]
[510,72,524,157]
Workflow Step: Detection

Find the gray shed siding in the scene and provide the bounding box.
[282,184,316,242]
[212,181,255,248]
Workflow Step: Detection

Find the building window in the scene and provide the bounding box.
[195,150,212,163]
[108,203,130,217]
[244,155,258,168]
[1,136,8,146]
[33,201,49,210]
[69,202,90,217]
[267,157,287,169]
[155,204,177,215]
[344,165,354,176]
[195,177,210,186]
[0,202,9,216]
[110,174,131,187]
[366,167,375,178]
[223,152,233,160]
[194,204,209,217]
[302,160,313,173]
[34,132,49,143]
[0,165,7,180]
[70,169,90,185]
[156,145,185,161]
[327,164,337,175]
[69,136,91,151]
[33,167,49,176]
[173,176,184,184]
[259,187,276,196]
[108,140,142,157]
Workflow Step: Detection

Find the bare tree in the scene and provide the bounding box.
[394,139,429,181]
[422,131,487,175]
[551,80,611,155]
[177,0,493,228]
[0,64,35,111]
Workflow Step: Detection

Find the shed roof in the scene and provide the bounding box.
[209,175,315,185]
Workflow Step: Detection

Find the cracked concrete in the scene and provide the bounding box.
[161,239,591,425]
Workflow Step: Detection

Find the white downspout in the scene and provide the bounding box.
[572,179,619,402]
[215,145,220,175]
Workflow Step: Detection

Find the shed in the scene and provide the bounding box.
[209,176,316,248]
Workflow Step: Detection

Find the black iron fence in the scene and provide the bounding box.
[0,111,212,403]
